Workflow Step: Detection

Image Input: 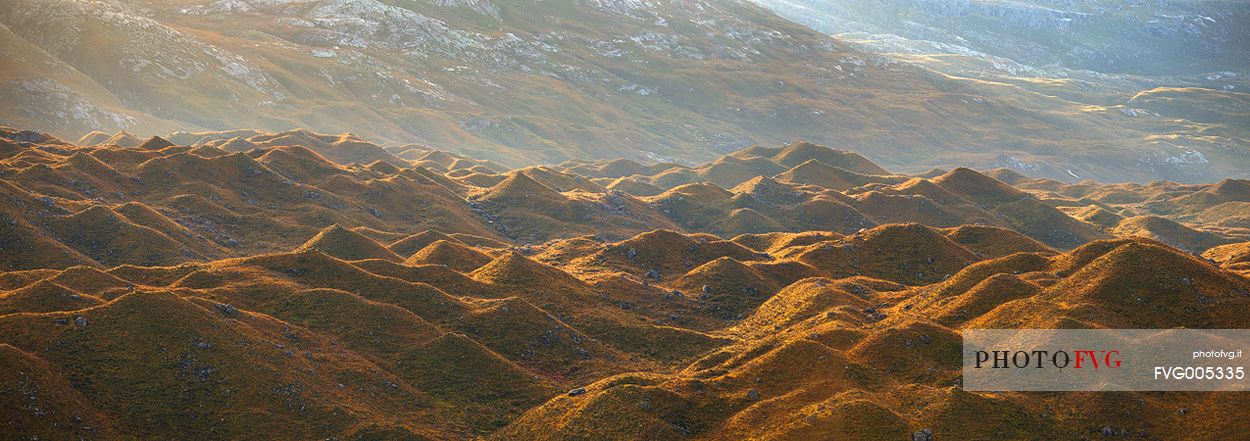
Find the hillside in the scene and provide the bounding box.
[4,128,1248,270]
[2,127,1249,439]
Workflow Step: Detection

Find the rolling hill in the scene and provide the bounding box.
[2,126,1249,439]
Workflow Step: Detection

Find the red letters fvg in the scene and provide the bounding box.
[1073,350,1121,369]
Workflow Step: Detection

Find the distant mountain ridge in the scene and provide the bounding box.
[747,0,1250,183]
[753,0,1250,75]
[3,0,1249,182]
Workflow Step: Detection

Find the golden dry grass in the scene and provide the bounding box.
[2,129,1249,439]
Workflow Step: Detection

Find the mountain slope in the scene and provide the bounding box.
[750,0,1250,183]
[3,0,1246,181]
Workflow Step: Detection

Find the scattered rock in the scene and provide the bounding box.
[216,303,238,316]
[913,428,933,441]
[690,380,705,393]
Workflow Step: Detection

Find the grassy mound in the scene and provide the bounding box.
[0,280,101,315]
[405,239,493,272]
[293,224,403,262]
